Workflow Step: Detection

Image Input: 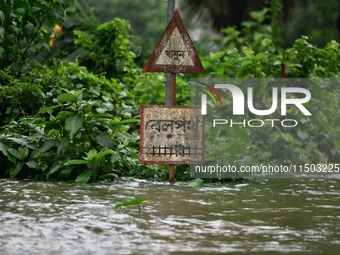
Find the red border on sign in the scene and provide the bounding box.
[142,9,204,74]
[140,105,205,164]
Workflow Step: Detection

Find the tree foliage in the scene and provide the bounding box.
[0,1,339,182]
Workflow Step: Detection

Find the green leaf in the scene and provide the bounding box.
[0,46,4,58]
[57,93,78,102]
[8,147,28,161]
[0,142,16,163]
[255,52,266,61]
[0,11,5,23]
[0,142,9,157]
[94,149,114,163]
[110,151,120,164]
[46,164,61,178]
[95,133,114,149]
[0,26,5,39]
[2,137,36,149]
[26,161,39,169]
[57,168,71,181]
[10,162,24,178]
[241,59,253,68]
[115,196,153,208]
[18,147,28,160]
[188,178,205,187]
[65,113,83,138]
[74,89,85,99]
[37,105,61,115]
[74,170,92,183]
[64,159,88,166]
[243,48,255,59]
[57,137,70,156]
[31,140,57,158]
[14,0,30,9]
[84,149,97,161]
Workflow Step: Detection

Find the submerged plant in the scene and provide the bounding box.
[187,178,204,187]
[115,196,153,212]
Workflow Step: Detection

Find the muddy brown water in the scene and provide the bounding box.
[0,178,339,255]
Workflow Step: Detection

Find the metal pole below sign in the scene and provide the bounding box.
[168,73,176,184]
[167,0,176,184]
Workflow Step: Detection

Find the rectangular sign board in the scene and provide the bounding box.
[140,105,204,164]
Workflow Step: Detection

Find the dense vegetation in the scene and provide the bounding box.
[0,0,339,182]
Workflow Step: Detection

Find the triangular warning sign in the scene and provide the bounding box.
[143,9,204,74]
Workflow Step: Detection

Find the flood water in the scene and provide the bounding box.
[0,178,339,255]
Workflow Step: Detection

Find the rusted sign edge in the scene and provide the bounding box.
[139,105,205,164]
[142,9,205,74]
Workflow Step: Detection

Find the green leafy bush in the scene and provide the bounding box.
[0,3,338,182]
[0,0,69,77]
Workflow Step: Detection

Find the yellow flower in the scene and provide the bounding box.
[49,25,62,48]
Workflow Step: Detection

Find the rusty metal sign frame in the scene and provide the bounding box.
[142,9,204,74]
[140,105,205,164]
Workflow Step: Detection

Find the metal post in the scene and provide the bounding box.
[168,73,176,184]
[167,0,176,184]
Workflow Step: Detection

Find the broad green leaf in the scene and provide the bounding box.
[0,46,4,58]
[3,136,36,149]
[0,27,4,39]
[65,113,83,138]
[243,48,255,59]
[8,147,28,161]
[95,133,114,149]
[57,169,71,181]
[26,161,39,169]
[46,164,61,178]
[94,150,114,163]
[44,123,61,136]
[214,51,226,60]
[14,0,30,9]
[84,149,97,161]
[110,151,120,164]
[74,170,92,183]
[18,147,29,160]
[8,148,21,160]
[0,10,4,22]
[31,140,57,158]
[57,93,78,102]
[57,137,70,156]
[38,140,57,153]
[0,142,9,157]
[0,142,16,163]
[255,52,266,61]
[64,159,88,166]
[188,178,205,187]
[74,89,86,99]
[37,105,61,114]
[10,162,24,178]
[115,196,153,208]
[241,59,253,68]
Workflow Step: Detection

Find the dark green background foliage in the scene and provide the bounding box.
[0,0,339,182]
